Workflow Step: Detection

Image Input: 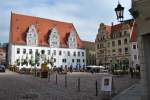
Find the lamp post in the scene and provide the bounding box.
[115,1,124,22]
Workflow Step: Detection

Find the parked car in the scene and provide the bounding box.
[0,65,5,72]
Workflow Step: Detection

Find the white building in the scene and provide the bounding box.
[8,13,86,70]
[130,22,140,68]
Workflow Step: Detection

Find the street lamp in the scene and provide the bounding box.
[115,2,124,22]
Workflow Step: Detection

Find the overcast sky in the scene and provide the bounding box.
[0,0,132,43]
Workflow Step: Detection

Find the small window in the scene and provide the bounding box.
[112,49,116,52]
[118,48,122,53]
[53,50,56,55]
[23,49,26,54]
[83,59,85,63]
[72,59,74,63]
[62,59,67,63]
[125,47,128,53]
[133,45,136,49]
[17,48,20,54]
[124,39,128,44]
[48,50,50,55]
[29,49,32,54]
[119,32,122,37]
[78,52,80,56]
[54,58,56,62]
[112,41,115,46]
[68,51,70,56]
[82,52,84,56]
[41,50,45,54]
[59,50,62,55]
[118,40,121,45]
[77,59,80,62]
[108,42,110,47]
[73,52,76,56]
[134,55,137,60]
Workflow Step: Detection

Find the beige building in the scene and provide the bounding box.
[95,23,111,66]
[95,19,137,70]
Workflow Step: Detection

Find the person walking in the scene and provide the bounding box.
[129,67,134,78]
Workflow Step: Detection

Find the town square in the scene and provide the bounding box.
[0,0,149,100]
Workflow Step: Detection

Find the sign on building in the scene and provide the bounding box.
[101,75,112,92]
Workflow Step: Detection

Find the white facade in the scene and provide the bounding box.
[130,42,140,68]
[9,14,86,70]
[8,44,86,70]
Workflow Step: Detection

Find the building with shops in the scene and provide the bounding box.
[95,19,139,69]
[83,41,96,66]
[8,12,86,70]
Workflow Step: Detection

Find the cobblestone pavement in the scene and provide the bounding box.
[0,70,139,100]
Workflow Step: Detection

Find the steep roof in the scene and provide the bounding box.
[95,19,137,42]
[111,19,134,33]
[83,41,95,51]
[111,19,137,42]
[105,25,112,35]
[10,12,84,49]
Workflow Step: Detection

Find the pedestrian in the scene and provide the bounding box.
[70,65,73,73]
[129,67,133,78]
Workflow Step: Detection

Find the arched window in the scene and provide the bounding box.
[124,38,128,44]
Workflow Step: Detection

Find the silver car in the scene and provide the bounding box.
[0,65,5,72]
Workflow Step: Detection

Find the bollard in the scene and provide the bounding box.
[65,75,67,88]
[56,74,58,85]
[95,80,98,96]
[77,78,80,92]
[48,71,50,81]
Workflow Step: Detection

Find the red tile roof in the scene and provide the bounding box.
[110,19,137,42]
[96,19,137,42]
[10,12,84,49]
[111,20,134,33]
[105,25,112,35]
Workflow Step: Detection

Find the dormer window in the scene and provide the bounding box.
[26,24,38,46]
[49,27,60,48]
[68,30,77,48]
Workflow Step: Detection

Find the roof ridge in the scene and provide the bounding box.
[11,12,73,25]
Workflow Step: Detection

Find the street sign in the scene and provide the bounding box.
[101,75,112,92]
